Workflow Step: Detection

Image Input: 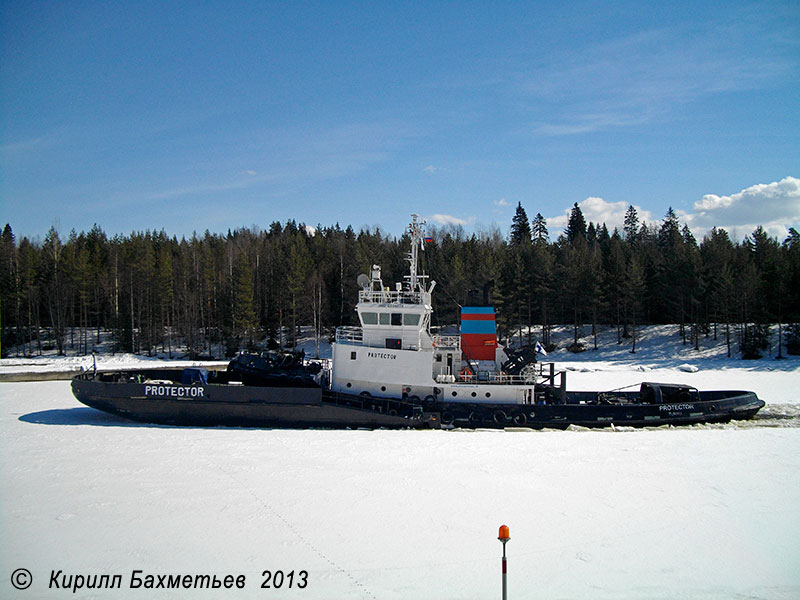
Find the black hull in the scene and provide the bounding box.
[71,371,764,430]
[71,373,434,429]
[432,390,765,429]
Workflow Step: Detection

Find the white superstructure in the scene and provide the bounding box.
[330,215,538,405]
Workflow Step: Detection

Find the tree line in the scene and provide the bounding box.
[495,203,800,357]
[1,204,799,359]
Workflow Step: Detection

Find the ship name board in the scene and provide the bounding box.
[144,385,205,398]
[659,403,694,412]
[367,351,397,360]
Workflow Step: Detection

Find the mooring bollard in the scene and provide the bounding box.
[498,524,510,600]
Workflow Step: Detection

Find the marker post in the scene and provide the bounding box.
[498,524,510,600]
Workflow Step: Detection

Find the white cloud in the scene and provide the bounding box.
[427,213,473,226]
[548,197,655,234]
[423,165,438,175]
[1,132,59,155]
[544,177,800,242]
[494,198,511,207]
[144,175,272,202]
[688,176,800,239]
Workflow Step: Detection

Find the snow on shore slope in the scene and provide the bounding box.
[2,323,798,372]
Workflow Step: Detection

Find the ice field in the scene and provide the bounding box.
[2,376,799,599]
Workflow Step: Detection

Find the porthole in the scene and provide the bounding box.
[451,391,458,397]
[346,382,352,388]
[485,392,491,398]
[381,386,386,392]
[471,392,477,397]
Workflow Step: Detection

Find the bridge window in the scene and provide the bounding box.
[403,313,421,326]
[361,312,377,325]
[379,313,390,325]
[391,313,402,326]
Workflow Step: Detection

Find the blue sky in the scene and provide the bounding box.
[2,1,798,242]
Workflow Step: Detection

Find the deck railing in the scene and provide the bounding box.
[432,335,460,349]
[358,289,429,305]
[453,362,565,387]
[335,327,364,345]
[335,326,429,351]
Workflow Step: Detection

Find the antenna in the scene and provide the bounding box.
[357,273,370,289]
[406,214,428,292]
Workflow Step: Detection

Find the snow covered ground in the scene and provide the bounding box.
[0,353,230,378]
[2,326,800,598]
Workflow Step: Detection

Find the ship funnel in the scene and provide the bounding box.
[461,307,497,361]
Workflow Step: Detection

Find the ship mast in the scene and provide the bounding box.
[405,214,429,294]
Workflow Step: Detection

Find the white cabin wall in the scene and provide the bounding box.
[331,342,436,398]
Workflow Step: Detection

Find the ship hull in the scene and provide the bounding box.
[71,372,434,429]
[432,390,765,429]
[71,370,763,430]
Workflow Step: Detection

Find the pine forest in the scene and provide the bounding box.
[2,203,799,359]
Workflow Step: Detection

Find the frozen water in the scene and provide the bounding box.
[2,324,800,598]
[2,377,800,599]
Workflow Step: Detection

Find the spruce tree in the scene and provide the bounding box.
[530,214,553,346]
[531,213,549,244]
[626,254,646,353]
[0,224,17,356]
[232,250,258,351]
[287,233,312,349]
[658,207,681,248]
[510,203,532,247]
[565,203,587,244]
[623,205,639,244]
[42,227,67,354]
[157,244,174,356]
